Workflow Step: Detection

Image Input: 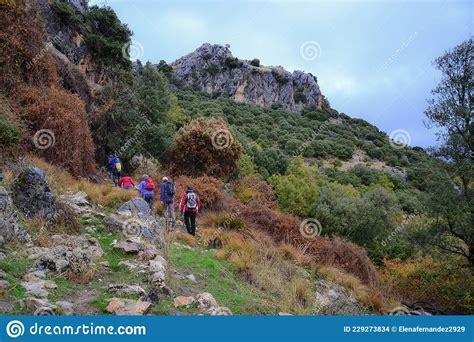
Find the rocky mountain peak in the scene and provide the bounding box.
[171,43,323,112]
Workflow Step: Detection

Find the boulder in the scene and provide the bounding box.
[314,279,365,315]
[32,246,91,274]
[24,297,56,314]
[174,296,195,308]
[0,301,14,312]
[105,298,152,316]
[55,301,74,315]
[104,214,164,246]
[117,198,151,218]
[0,186,32,245]
[0,279,10,290]
[21,279,57,298]
[137,245,158,261]
[60,191,92,215]
[108,284,146,296]
[207,306,232,316]
[113,240,142,254]
[11,167,57,221]
[103,214,126,233]
[49,235,104,259]
[196,292,218,309]
[186,274,197,282]
[87,174,105,184]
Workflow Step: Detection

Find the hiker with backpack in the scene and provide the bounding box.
[108,155,123,186]
[179,186,201,236]
[138,174,155,211]
[118,174,135,190]
[160,176,176,227]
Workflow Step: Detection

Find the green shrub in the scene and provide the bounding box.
[0,110,20,147]
[224,57,242,69]
[84,5,132,69]
[294,90,307,104]
[250,58,260,67]
[204,64,220,76]
[50,1,80,25]
[269,157,319,217]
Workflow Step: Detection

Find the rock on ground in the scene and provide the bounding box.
[108,284,146,296]
[55,301,74,315]
[21,279,57,298]
[0,186,32,245]
[207,306,233,316]
[49,235,104,259]
[196,292,218,309]
[11,167,57,221]
[117,198,151,218]
[60,191,92,215]
[24,297,57,314]
[106,298,152,316]
[104,214,164,246]
[314,279,366,315]
[31,246,91,274]
[174,296,195,308]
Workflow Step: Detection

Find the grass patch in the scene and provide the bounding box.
[170,245,278,315]
[46,276,85,302]
[0,255,31,278]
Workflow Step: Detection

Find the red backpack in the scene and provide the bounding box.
[145,178,155,191]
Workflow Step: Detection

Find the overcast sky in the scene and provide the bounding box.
[90,0,472,147]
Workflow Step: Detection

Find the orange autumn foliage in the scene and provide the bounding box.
[12,85,96,176]
[164,118,242,178]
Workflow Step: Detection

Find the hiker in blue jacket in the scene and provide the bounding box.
[160,176,176,226]
[137,175,155,212]
[108,155,122,186]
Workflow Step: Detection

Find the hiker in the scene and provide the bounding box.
[137,174,155,211]
[179,186,201,236]
[160,176,176,226]
[118,174,135,190]
[108,155,123,186]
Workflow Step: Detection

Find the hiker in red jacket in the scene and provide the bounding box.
[179,186,201,236]
[118,175,135,190]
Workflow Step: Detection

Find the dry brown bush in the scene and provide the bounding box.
[0,0,51,92]
[163,118,242,178]
[174,175,224,210]
[240,204,381,287]
[12,86,96,176]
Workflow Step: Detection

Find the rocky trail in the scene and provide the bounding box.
[0,166,241,316]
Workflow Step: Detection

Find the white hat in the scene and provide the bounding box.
[163,176,168,181]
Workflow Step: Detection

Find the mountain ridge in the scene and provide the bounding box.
[170,43,323,112]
